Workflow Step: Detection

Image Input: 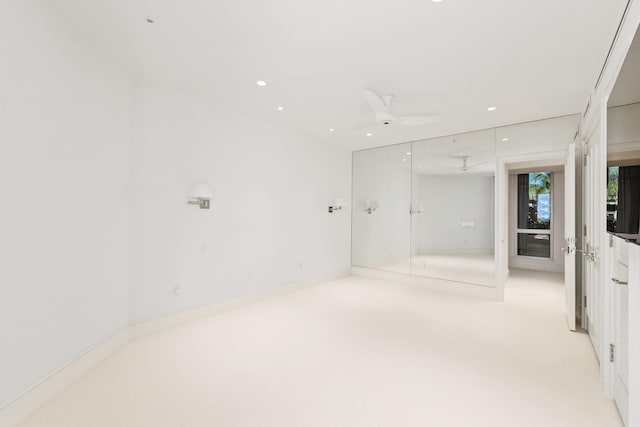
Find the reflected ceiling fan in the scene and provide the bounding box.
[457,156,485,172]
[359,90,440,128]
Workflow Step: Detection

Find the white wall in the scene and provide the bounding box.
[413,174,495,253]
[0,1,133,408]
[608,103,640,145]
[128,84,351,323]
[608,103,640,164]
[0,3,352,410]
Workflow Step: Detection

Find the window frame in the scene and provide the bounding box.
[514,172,554,260]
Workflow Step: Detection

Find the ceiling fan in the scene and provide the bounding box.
[360,90,440,127]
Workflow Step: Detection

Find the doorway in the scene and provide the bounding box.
[497,144,580,331]
[509,168,564,272]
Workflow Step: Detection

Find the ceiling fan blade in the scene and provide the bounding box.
[364,90,388,114]
[468,161,488,169]
[395,115,440,126]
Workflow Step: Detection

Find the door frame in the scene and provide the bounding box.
[585,99,613,392]
[496,149,574,299]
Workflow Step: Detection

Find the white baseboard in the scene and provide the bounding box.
[0,327,129,427]
[0,268,350,426]
[129,268,351,339]
[414,248,495,256]
[351,267,499,300]
[509,256,564,273]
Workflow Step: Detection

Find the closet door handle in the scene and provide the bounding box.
[612,278,628,286]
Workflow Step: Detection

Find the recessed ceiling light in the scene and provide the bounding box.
[145,18,155,23]
[502,138,510,142]
[329,128,335,132]
[432,0,444,3]
[366,133,373,137]
[487,106,497,111]
[256,80,267,87]
[406,152,412,155]
[277,106,284,111]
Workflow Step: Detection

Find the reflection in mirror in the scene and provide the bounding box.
[410,129,496,286]
[495,114,576,275]
[607,25,640,236]
[352,143,411,273]
[516,171,552,258]
[495,115,580,160]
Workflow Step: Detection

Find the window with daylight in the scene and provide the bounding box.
[517,171,552,258]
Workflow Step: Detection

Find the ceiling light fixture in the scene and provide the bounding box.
[366,133,373,137]
[432,0,444,3]
[256,80,267,87]
[329,128,335,132]
[277,106,284,111]
[487,106,497,111]
[406,152,411,155]
[502,138,510,142]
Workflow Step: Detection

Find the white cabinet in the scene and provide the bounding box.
[610,235,630,425]
[610,235,640,427]
[629,243,640,427]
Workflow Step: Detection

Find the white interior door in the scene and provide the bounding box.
[564,143,576,330]
[584,125,604,361]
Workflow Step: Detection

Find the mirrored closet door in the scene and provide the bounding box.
[410,129,496,286]
[352,142,412,273]
[352,132,496,288]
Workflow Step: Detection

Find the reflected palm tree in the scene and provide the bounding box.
[529,172,551,199]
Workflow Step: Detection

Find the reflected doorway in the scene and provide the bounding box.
[513,170,558,264]
[516,171,553,258]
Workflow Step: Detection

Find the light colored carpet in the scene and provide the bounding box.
[380,253,495,286]
[19,270,621,427]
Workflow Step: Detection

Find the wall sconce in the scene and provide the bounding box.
[328,198,346,213]
[187,182,214,209]
[365,201,379,214]
[410,206,425,215]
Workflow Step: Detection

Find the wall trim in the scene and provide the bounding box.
[0,268,350,426]
[414,248,494,256]
[509,256,565,273]
[0,327,130,427]
[129,268,351,339]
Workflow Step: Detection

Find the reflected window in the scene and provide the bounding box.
[517,172,551,258]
